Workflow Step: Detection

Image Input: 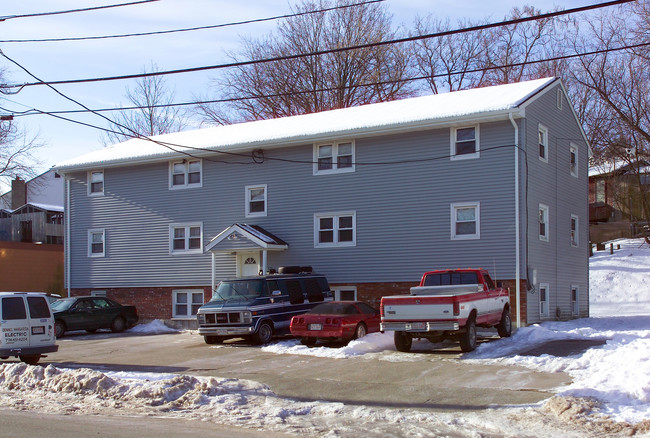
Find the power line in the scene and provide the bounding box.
[0,0,386,43]
[0,0,636,91]
[0,0,160,22]
[8,41,650,118]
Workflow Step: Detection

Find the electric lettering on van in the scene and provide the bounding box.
[3,327,29,344]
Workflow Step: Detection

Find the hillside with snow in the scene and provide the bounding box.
[0,238,648,437]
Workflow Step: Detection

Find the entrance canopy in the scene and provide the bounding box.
[205,224,288,253]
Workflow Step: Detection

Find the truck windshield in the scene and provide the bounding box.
[210,279,266,302]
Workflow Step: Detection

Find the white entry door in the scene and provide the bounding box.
[237,252,260,277]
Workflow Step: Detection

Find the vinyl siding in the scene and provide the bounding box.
[522,83,589,322]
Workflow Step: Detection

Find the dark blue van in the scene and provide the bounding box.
[197,268,332,345]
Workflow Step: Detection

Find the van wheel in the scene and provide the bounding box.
[460,318,477,352]
[353,323,367,340]
[19,355,41,365]
[0,356,9,360]
[54,320,66,338]
[497,308,512,338]
[110,317,126,333]
[252,322,273,345]
[204,336,224,345]
[394,331,412,352]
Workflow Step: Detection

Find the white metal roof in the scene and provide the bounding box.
[55,77,557,172]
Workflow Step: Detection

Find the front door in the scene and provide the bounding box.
[237,252,260,277]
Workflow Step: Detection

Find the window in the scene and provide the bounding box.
[539,204,549,241]
[571,286,579,315]
[245,185,267,217]
[88,170,104,196]
[538,124,549,162]
[539,283,549,317]
[313,141,355,174]
[314,212,356,247]
[170,159,202,189]
[451,202,480,240]
[556,88,563,110]
[571,215,579,247]
[170,223,203,254]
[91,290,107,297]
[332,286,357,301]
[570,144,578,177]
[2,297,27,320]
[451,126,479,159]
[27,296,51,319]
[173,290,204,318]
[88,229,105,257]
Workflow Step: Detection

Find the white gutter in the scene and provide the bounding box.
[65,177,71,298]
[509,112,521,329]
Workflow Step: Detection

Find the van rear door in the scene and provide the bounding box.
[0,296,30,350]
[26,296,55,347]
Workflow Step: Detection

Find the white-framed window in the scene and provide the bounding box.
[539,283,549,317]
[570,214,579,247]
[570,143,578,177]
[88,170,104,196]
[450,125,480,160]
[556,88,563,110]
[90,290,107,297]
[314,212,356,247]
[313,141,355,175]
[170,223,203,254]
[245,184,267,217]
[169,159,202,189]
[332,286,357,301]
[539,204,549,241]
[88,229,105,257]
[571,286,579,315]
[173,289,204,318]
[451,202,480,240]
[538,124,549,162]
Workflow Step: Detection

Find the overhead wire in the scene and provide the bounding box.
[0,0,160,22]
[0,0,386,43]
[0,0,637,91]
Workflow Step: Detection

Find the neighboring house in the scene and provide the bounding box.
[0,171,65,293]
[54,77,589,328]
[588,159,650,242]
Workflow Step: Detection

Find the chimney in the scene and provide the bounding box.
[11,176,26,210]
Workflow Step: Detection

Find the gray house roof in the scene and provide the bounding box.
[54,77,564,173]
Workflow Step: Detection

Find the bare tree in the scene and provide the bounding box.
[0,118,42,189]
[197,0,412,124]
[103,63,188,145]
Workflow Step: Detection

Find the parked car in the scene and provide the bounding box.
[51,296,138,337]
[0,292,58,365]
[290,301,381,346]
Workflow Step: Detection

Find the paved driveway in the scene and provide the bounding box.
[47,331,571,412]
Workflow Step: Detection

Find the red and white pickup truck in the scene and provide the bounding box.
[380,268,511,352]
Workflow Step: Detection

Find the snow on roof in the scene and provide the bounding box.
[54,77,557,172]
[10,202,64,213]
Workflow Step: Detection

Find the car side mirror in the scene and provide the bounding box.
[270,290,282,303]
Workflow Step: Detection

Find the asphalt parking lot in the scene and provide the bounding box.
[46,331,572,412]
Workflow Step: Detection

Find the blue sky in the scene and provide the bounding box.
[0,0,586,191]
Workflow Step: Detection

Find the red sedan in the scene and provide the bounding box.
[290,301,381,346]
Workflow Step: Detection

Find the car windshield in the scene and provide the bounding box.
[210,280,266,302]
[50,298,76,312]
[308,302,355,315]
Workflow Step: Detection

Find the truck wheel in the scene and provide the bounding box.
[252,322,273,345]
[460,318,477,352]
[19,355,41,365]
[353,323,367,340]
[394,331,412,352]
[204,336,224,345]
[497,308,512,338]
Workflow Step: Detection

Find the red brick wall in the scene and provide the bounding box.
[0,241,64,293]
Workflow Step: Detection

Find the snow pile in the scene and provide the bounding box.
[127,319,179,334]
[262,332,395,358]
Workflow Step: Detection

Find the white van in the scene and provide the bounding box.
[0,292,58,365]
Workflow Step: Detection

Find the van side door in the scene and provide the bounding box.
[26,296,55,346]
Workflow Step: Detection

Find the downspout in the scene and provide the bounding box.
[211,252,216,293]
[509,113,521,329]
[65,177,71,298]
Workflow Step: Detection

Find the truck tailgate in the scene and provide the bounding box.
[382,297,453,321]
